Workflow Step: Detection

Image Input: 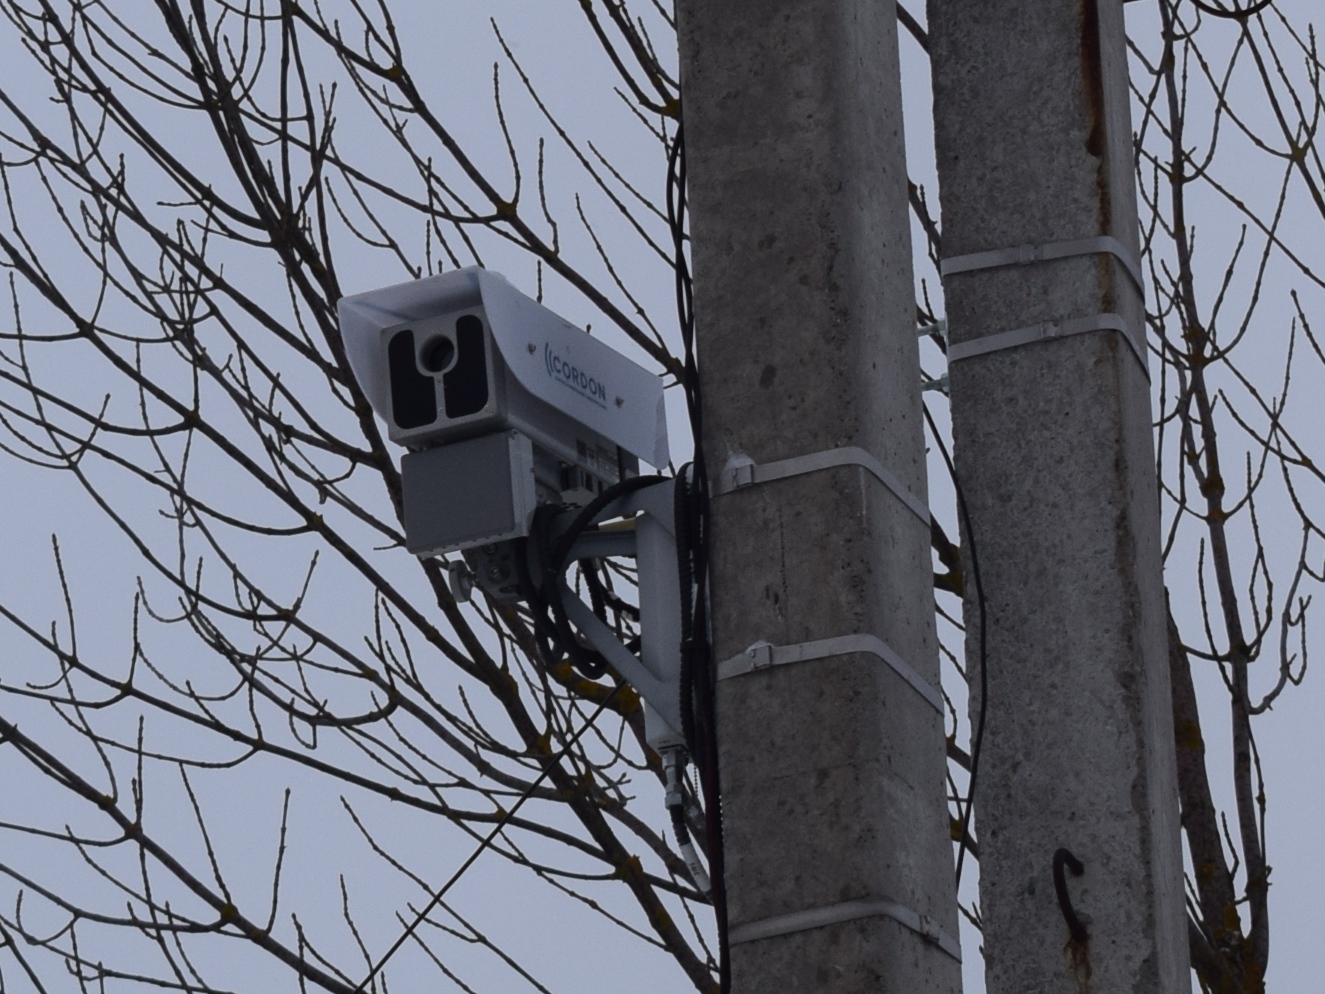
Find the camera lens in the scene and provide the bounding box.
[419,335,456,373]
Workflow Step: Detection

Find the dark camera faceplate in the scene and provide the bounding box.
[383,309,499,443]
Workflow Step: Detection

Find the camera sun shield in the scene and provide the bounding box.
[337,267,669,469]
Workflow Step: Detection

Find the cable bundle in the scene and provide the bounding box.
[667,121,729,993]
[515,114,729,991]
[517,475,665,679]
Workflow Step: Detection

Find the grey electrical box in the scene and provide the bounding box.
[402,431,537,557]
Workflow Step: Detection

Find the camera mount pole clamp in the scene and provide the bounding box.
[717,634,944,716]
[940,233,1145,299]
[712,446,929,525]
[939,234,1149,376]
[945,312,1149,378]
[728,894,962,962]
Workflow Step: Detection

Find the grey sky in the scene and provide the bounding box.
[0,1,1320,992]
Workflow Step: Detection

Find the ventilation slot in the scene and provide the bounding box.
[389,329,437,429]
[444,314,490,418]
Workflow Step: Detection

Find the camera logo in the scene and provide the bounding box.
[545,343,608,409]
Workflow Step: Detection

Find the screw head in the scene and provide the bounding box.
[614,397,624,407]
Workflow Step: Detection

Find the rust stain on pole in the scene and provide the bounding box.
[1079,0,1113,240]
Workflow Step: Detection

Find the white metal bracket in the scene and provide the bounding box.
[550,480,686,752]
[940,234,1145,298]
[717,634,944,715]
[728,895,962,962]
[712,446,929,525]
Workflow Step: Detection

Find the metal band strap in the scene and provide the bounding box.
[729,895,962,962]
[712,446,929,525]
[940,234,1146,299]
[946,312,1149,378]
[717,634,944,715]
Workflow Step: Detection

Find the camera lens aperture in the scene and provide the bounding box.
[420,335,456,373]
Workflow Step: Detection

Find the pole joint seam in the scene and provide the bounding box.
[945,312,1149,379]
[716,634,944,715]
[711,446,929,524]
[728,895,962,961]
[940,233,1145,299]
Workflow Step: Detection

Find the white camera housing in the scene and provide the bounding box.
[338,268,670,556]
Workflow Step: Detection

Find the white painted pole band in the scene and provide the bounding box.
[940,233,1146,299]
[711,445,929,525]
[716,633,944,715]
[728,895,962,962]
[945,312,1148,378]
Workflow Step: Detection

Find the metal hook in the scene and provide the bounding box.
[1052,848,1089,945]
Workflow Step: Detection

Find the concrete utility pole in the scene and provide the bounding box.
[927,1,1189,992]
[676,2,961,992]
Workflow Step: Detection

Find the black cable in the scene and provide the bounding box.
[355,683,626,991]
[922,401,988,894]
[583,558,609,622]
[535,504,607,679]
[667,119,728,993]
[551,474,665,570]
[515,529,562,674]
[674,466,699,756]
[530,476,667,680]
[517,505,603,678]
[583,565,640,621]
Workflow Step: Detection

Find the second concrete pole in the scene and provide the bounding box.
[927,0,1189,991]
